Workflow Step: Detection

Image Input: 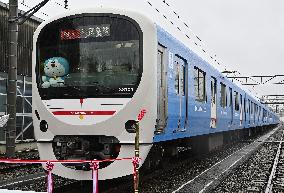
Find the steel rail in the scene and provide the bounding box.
[264,130,284,193]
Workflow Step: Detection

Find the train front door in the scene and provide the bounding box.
[210,77,217,128]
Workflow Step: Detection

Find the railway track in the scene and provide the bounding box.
[0,150,41,182]
[0,150,39,170]
[214,125,284,193]
[271,145,284,192]
[264,130,284,193]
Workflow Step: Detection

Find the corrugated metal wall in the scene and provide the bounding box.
[0,2,41,76]
[0,2,42,141]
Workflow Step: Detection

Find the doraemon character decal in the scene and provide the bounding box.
[41,57,69,88]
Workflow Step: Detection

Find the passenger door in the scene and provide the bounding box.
[210,77,217,128]
[229,87,233,125]
[244,96,247,125]
[155,46,168,134]
[240,94,243,126]
[174,56,187,132]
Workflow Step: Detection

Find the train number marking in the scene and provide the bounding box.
[118,87,134,92]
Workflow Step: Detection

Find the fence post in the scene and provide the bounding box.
[133,121,140,193]
[90,161,99,193]
[46,161,54,193]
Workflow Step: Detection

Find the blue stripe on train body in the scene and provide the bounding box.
[153,25,279,143]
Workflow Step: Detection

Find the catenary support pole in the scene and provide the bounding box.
[5,0,51,157]
[6,0,18,157]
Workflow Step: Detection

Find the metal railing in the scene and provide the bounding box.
[0,157,141,193]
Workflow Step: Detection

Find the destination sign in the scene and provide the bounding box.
[60,24,110,40]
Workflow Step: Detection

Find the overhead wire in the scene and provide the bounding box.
[146,0,259,96]
[20,0,70,18]
[156,0,228,71]
[156,1,274,101]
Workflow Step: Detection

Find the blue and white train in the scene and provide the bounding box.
[32,4,279,180]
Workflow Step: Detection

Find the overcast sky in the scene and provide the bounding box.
[3,0,284,106]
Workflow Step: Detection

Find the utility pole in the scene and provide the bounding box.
[5,0,57,157]
[6,0,18,157]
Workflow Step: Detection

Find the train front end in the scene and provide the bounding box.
[32,9,157,180]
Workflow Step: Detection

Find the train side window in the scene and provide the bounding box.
[180,64,185,96]
[174,57,186,96]
[220,82,226,108]
[240,94,243,110]
[248,99,250,113]
[211,77,217,104]
[194,67,206,102]
[229,87,232,107]
[263,109,266,121]
[234,91,239,111]
[174,63,179,94]
[251,101,253,114]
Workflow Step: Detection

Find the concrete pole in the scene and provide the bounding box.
[6,0,18,157]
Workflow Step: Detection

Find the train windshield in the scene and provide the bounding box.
[36,14,142,99]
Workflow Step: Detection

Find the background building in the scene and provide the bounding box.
[0,1,42,141]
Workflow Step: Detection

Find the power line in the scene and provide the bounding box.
[146,0,267,101]
[145,0,228,72]
[159,0,228,70]
[19,0,71,19]
[52,0,70,10]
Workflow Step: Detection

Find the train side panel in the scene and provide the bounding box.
[154,26,279,143]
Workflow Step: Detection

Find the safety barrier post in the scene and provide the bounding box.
[132,157,140,193]
[46,161,54,193]
[90,161,99,193]
[133,121,140,193]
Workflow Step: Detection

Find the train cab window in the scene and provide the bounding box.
[36,14,142,99]
[220,82,227,108]
[234,91,239,111]
[194,67,206,102]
